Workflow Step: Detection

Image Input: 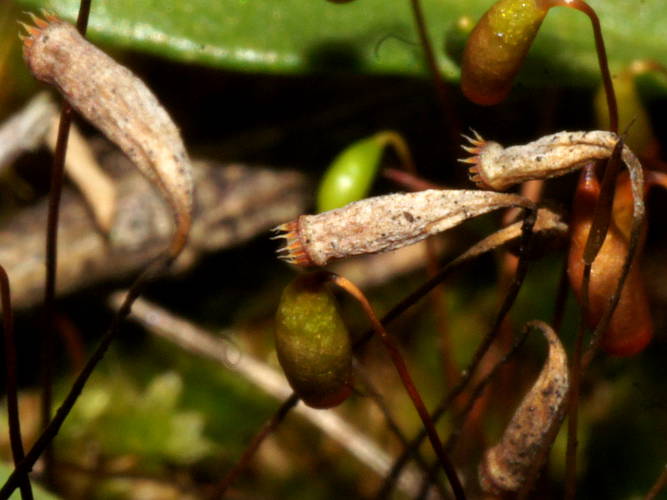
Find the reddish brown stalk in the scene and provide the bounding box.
[548,4,616,495]
[383,143,459,389]
[414,321,533,499]
[566,143,625,500]
[382,149,458,386]
[40,0,93,484]
[213,394,300,497]
[378,208,536,497]
[0,266,34,500]
[569,240,649,496]
[40,101,72,485]
[329,273,465,500]
[408,0,460,145]
[382,167,442,191]
[541,0,617,133]
[354,364,450,498]
[582,141,624,266]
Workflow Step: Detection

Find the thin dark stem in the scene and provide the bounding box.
[565,143,624,499]
[40,104,72,483]
[564,267,590,500]
[546,0,617,133]
[415,324,532,499]
[408,0,460,145]
[382,168,443,191]
[0,266,34,500]
[356,365,450,499]
[583,144,624,266]
[74,0,94,33]
[378,208,536,498]
[331,274,465,500]
[546,4,618,489]
[426,240,459,386]
[40,0,94,484]
[0,256,171,498]
[212,394,299,498]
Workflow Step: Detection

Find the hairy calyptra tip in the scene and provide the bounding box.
[273,219,314,266]
[458,129,487,188]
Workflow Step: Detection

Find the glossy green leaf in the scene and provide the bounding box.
[13,0,667,88]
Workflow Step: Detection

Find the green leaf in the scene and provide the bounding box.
[14,0,667,87]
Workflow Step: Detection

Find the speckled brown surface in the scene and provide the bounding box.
[23,16,193,255]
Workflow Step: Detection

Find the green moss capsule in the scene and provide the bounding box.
[316,131,411,213]
[461,0,548,106]
[275,274,352,408]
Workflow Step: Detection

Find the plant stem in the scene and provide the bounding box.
[212,394,299,498]
[331,274,465,500]
[40,0,93,484]
[1,256,170,497]
[378,208,536,497]
[1,266,33,500]
[408,0,460,145]
[415,324,532,499]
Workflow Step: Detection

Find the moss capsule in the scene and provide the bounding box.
[317,135,384,213]
[568,169,652,356]
[461,0,548,105]
[317,131,411,213]
[275,274,352,408]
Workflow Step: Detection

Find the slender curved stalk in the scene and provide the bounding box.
[40,0,93,483]
[354,363,449,498]
[1,266,33,499]
[378,208,536,497]
[330,273,465,500]
[213,394,299,497]
[0,256,172,497]
[408,0,460,144]
[545,6,619,490]
[415,323,533,499]
[544,0,617,133]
